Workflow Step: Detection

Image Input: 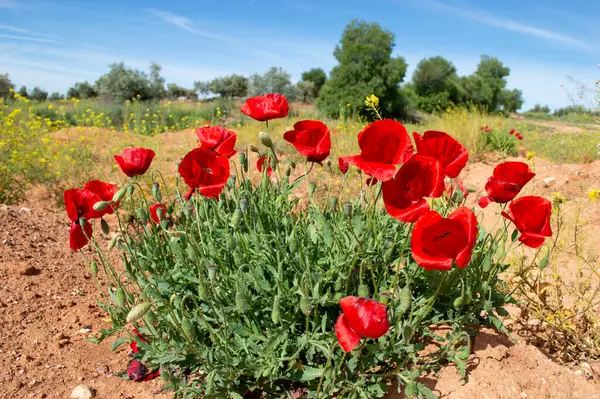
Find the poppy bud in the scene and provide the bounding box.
[100,219,109,235]
[116,287,127,307]
[300,296,312,316]
[231,208,242,228]
[343,202,353,217]
[207,265,217,281]
[197,278,209,300]
[453,296,464,308]
[113,186,127,203]
[239,198,248,212]
[258,131,274,148]
[93,201,110,212]
[271,295,280,324]
[308,182,317,196]
[329,197,338,210]
[358,284,369,298]
[152,182,162,202]
[144,311,157,327]
[136,208,148,223]
[285,165,292,177]
[539,253,549,269]
[90,261,98,276]
[228,175,237,188]
[181,317,196,340]
[379,292,391,305]
[482,256,492,272]
[107,235,118,250]
[236,289,248,314]
[126,302,152,323]
[325,158,333,171]
[290,161,296,169]
[249,144,260,153]
[403,324,413,342]
[398,286,411,315]
[127,185,135,196]
[288,233,297,253]
[334,276,343,291]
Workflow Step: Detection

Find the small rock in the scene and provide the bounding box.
[70,384,95,399]
[19,207,32,213]
[78,328,92,334]
[53,332,67,341]
[542,177,556,187]
[2,238,13,246]
[21,265,41,276]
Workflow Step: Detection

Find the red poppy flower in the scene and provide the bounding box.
[84,180,119,215]
[128,359,147,381]
[502,196,552,248]
[515,133,523,140]
[257,155,273,177]
[149,203,168,224]
[114,147,155,178]
[478,162,535,208]
[64,188,101,250]
[338,157,349,174]
[509,129,516,135]
[335,296,390,352]
[195,126,237,158]
[444,178,469,201]
[412,131,468,178]
[178,148,230,200]
[283,120,331,164]
[241,93,289,121]
[339,119,414,181]
[411,207,478,271]
[381,154,444,223]
[366,177,378,186]
[130,340,139,353]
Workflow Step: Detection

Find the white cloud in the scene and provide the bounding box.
[0,0,16,8]
[405,0,598,53]
[0,33,63,44]
[145,9,233,42]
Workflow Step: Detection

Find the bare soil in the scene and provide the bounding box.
[1,155,600,398]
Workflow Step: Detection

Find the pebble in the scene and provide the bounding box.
[542,177,556,187]
[21,265,41,276]
[70,384,95,399]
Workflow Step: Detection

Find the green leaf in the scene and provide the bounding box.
[510,228,519,242]
[290,366,323,381]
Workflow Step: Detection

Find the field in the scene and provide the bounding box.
[1,97,600,398]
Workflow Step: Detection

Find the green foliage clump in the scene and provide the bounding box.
[0,73,14,100]
[95,62,166,102]
[301,68,327,98]
[67,81,98,100]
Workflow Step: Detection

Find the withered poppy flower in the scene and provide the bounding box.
[114,147,155,178]
[339,119,414,181]
[502,196,552,248]
[64,188,101,250]
[444,178,469,202]
[283,120,331,164]
[338,157,349,174]
[382,154,444,223]
[257,155,273,177]
[85,180,119,215]
[127,359,147,381]
[195,126,237,158]
[241,93,289,121]
[149,203,168,224]
[178,148,230,200]
[478,162,535,208]
[411,207,478,271]
[412,130,468,178]
[335,296,390,352]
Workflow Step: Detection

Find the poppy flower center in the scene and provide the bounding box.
[420,219,467,259]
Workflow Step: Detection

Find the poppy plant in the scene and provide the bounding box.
[382,154,445,223]
[84,180,119,215]
[412,131,468,178]
[335,296,390,352]
[478,162,535,208]
[64,188,101,250]
[444,178,469,202]
[178,148,230,200]
[149,203,168,224]
[502,196,552,248]
[241,93,289,122]
[114,147,156,178]
[283,120,331,164]
[339,119,414,181]
[257,155,273,177]
[195,126,237,158]
[338,157,349,174]
[411,207,478,271]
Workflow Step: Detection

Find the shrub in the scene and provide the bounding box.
[66,95,554,398]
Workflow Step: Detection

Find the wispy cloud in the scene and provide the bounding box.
[146,8,233,42]
[0,33,63,44]
[406,0,597,53]
[0,23,60,40]
[0,0,17,8]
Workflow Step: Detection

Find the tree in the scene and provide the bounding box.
[0,74,14,100]
[194,81,210,99]
[499,89,524,113]
[296,80,316,103]
[30,86,48,102]
[528,104,551,114]
[67,81,97,99]
[208,74,249,99]
[468,55,510,111]
[249,67,295,98]
[49,92,63,101]
[412,56,464,113]
[95,62,165,102]
[167,83,188,99]
[18,86,28,98]
[301,68,327,98]
[317,20,409,118]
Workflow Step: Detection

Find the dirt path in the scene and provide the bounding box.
[1,157,600,398]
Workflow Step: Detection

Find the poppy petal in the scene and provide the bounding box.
[335,314,361,352]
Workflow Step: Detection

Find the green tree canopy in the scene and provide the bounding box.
[301,68,327,98]
[208,74,249,99]
[412,56,464,113]
[17,86,28,98]
[0,74,14,100]
[95,62,166,102]
[30,86,48,102]
[317,20,409,118]
[67,81,97,99]
[249,67,295,98]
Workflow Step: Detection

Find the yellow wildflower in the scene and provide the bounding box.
[364,94,379,108]
[525,151,535,161]
[588,188,600,201]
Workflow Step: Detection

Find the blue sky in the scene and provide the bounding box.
[0,0,599,109]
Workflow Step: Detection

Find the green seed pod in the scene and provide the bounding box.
[144,311,157,327]
[495,243,505,260]
[239,198,248,212]
[93,201,110,212]
[235,288,248,314]
[343,202,353,217]
[115,288,127,307]
[539,254,549,269]
[100,219,109,235]
[238,152,247,172]
[379,292,391,305]
[249,144,260,153]
[329,197,338,210]
[262,367,271,377]
[290,161,296,169]
[112,186,127,203]
[334,276,343,291]
[300,296,312,316]
[127,185,135,196]
[135,208,148,223]
[453,296,464,308]
[271,295,280,324]
[126,302,152,323]
[231,208,242,228]
[258,131,273,148]
[107,235,118,250]
[197,278,209,300]
[207,265,217,281]
[181,317,196,340]
[285,165,292,177]
[152,182,162,202]
[482,256,492,272]
[90,261,98,276]
[308,182,317,196]
[398,286,411,315]
[358,284,369,298]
